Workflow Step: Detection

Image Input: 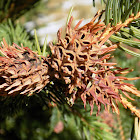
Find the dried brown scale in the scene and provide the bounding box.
[0,39,50,96]
[48,11,140,115]
[120,95,140,118]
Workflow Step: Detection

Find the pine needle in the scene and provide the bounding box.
[34,29,41,56]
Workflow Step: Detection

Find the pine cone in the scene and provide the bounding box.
[0,11,140,117]
[48,11,140,115]
[0,39,49,96]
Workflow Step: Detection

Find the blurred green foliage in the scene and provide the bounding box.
[0,0,41,23]
[0,20,34,49]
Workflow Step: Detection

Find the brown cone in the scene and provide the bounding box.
[0,39,49,96]
[0,11,140,117]
[47,11,140,116]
